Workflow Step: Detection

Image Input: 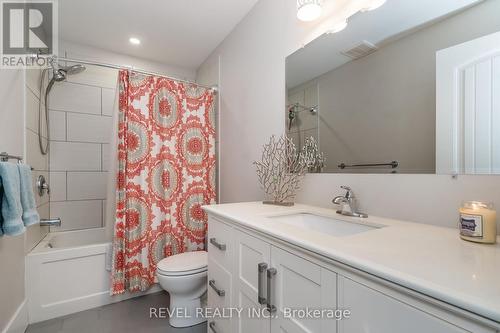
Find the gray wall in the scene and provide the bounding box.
[197,0,500,230]
[196,0,287,203]
[0,69,26,332]
[290,0,500,174]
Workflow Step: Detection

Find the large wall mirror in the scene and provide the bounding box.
[286,0,500,174]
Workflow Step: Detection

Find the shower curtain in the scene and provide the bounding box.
[111,70,216,295]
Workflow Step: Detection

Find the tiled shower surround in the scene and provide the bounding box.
[48,66,118,231]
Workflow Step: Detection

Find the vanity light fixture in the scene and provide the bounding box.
[297,0,323,22]
[129,37,141,45]
[328,20,348,34]
[362,0,387,12]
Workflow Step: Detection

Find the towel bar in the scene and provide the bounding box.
[0,152,23,163]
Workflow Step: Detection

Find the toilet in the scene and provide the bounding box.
[156,251,208,328]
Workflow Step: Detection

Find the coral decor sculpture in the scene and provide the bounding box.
[254,134,316,206]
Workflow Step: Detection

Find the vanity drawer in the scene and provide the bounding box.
[208,258,232,308]
[208,217,233,270]
[208,258,232,333]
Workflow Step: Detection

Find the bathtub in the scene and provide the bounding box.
[27,228,161,323]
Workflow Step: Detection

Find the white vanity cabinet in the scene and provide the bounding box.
[206,215,498,333]
[338,277,470,333]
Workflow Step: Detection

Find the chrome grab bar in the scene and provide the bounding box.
[209,279,225,297]
[338,160,399,169]
[258,263,268,305]
[209,238,226,251]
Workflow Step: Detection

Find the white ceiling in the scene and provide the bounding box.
[58,0,259,71]
[287,0,483,88]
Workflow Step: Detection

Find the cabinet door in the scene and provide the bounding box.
[233,230,272,333]
[338,276,469,333]
[270,246,337,333]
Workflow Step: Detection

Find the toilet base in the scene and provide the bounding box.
[168,294,207,328]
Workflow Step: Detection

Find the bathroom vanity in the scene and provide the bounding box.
[203,202,500,333]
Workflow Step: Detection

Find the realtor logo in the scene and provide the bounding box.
[1,0,57,68]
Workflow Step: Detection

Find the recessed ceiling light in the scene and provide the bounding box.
[129,37,141,45]
[297,0,322,22]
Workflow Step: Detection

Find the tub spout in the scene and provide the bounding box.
[40,218,61,227]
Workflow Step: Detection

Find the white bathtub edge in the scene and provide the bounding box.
[29,285,162,324]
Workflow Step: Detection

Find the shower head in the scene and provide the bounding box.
[46,63,86,93]
[52,64,86,81]
[62,64,86,75]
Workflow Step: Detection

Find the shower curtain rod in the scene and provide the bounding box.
[55,56,218,92]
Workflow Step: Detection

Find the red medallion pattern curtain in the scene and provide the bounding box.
[111,70,216,295]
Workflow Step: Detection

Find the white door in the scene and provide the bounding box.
[437,30,500,174]
[270,246,337,333]
[233,230,272,333]
[338,276,470,333]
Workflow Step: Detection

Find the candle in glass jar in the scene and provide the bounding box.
[459,201,497,244]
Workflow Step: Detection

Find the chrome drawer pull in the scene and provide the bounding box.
[210,238,226,251]
[209,321,218,333]
[258,263,268,305]
[266,267,277,313]
[209,279,226,297]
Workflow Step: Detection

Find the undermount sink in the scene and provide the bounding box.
[268,213,380,237]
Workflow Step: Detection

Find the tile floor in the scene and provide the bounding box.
[25,292,207,333]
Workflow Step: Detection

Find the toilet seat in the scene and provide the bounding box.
[157,251,207,276]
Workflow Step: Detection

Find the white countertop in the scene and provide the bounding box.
[203,202,500,323]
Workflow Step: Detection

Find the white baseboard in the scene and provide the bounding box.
[2,299,28,333]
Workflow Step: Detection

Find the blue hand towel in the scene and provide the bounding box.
[0,162,25,236]
[18,164,40,227]
[0,188,3,237]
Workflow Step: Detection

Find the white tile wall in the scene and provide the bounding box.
[48,68,117,230]
[49,172,67,202]
[26,88,44,135]
[31,170,49,208]
[50,142,101,171]
[24,68,50,253]
[65,66,118,89]
[67,113,112,143]
[67,172,107,200]
[25,204,49,252]
[50,200,103,231]
[102,144,110,171]
[102,199,108,227]
[26,129,49,171]
[48,110,66,141]
[25,68,43,99]
[49,82,101,114]
[101,88,116,116]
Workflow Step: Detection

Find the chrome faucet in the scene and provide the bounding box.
[332,186,368,218]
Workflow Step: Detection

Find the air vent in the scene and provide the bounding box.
[341,41,378,60]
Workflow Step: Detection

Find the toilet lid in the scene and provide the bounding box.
[157,251,207,275]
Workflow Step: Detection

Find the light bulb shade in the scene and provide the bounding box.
[362,0,386,11]
[297,0,323,22]
[328,20,348,34]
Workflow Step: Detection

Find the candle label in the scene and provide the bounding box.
[459,213,483,237]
